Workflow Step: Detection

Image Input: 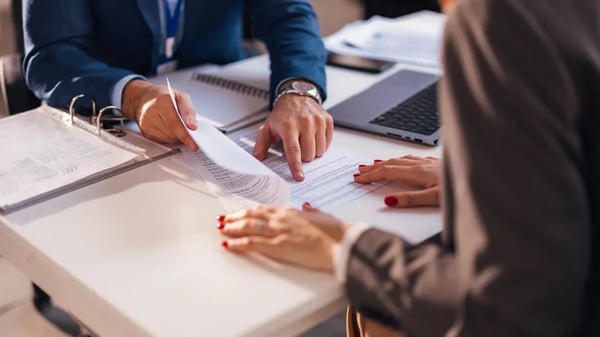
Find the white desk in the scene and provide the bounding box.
[0,55,442,337]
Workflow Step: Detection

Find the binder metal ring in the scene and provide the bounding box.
[69,94,96,126]
[96,106,126,137]
[68,94,127,138]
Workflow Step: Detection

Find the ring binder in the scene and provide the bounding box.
[69,94,128,138]
[0,100,179,214]
[68,94,96,125]
[96,106,126,137]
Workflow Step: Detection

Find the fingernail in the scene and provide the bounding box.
[217,222,224,230]
[384,196,398,207]
[217,215,225,224]
[303,201,312,208]
[374,159,383,163]
[358,164,367,168]
[221,241,229,248]
[295,171,305,180]
[353,173,361,178]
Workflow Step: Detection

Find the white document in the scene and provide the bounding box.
[326,11,445,68]
[180,120,290,211]
[234,131,382,211]
[177,122,381,212]
[0,107,143,213]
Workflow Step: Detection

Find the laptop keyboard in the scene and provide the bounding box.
[369,83,439,135]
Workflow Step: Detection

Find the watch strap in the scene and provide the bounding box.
[273,81,322,107]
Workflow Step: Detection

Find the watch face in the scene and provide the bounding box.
[291,81,314,92]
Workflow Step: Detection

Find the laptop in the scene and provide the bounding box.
[329,70,440,145]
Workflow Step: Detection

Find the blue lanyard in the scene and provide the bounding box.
[163,0,183,39]
[162,0,183,60]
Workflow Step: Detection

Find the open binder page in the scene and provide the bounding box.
[0,106,143,214]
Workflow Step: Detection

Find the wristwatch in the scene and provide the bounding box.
[273,80,322,107]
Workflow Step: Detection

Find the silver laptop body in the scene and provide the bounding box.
[329,70,440,146]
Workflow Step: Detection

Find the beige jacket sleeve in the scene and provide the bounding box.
[344,1,597,336]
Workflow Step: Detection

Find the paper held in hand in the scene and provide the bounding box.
[166,78,382,211]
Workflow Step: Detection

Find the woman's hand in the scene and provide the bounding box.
[354,155,441,208]
[218,203,349,272]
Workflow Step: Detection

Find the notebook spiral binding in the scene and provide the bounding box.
[192,73,269,101]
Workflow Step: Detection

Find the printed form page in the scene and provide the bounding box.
[234,131,382,211]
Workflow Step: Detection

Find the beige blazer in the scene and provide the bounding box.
[343,0,600,336]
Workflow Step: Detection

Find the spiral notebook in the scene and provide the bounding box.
[0,103,178,214]
[151,66,270,133]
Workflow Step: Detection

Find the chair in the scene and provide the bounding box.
[0,53,41,116]
[0,0,40,116]
[362,0,440,19]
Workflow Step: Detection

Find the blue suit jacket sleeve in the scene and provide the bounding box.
[23,0,327,111]
[247,0,327,104]
[22,0,138,112]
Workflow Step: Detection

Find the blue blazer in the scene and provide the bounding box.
[23,0,326,110]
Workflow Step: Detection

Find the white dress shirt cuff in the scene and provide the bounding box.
[111,75,146,107]
[333,222,371,283]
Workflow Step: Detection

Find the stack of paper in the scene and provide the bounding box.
[325,10,446,68]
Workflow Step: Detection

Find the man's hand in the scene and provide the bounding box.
[252,94,334,182]
[121,79,199,151]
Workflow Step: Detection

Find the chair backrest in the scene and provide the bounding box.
[11,0,24,54]
[363,0,440,19]
[0,53,41,115]
[0,0,41,116]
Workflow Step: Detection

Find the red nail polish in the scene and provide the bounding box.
[221,241,229,248]
[374,159,383,163]
[353,173,361,178]
[358,164,367,168]
[217,215,225,223]
[384,196,398,207]
[217,222,224,230]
